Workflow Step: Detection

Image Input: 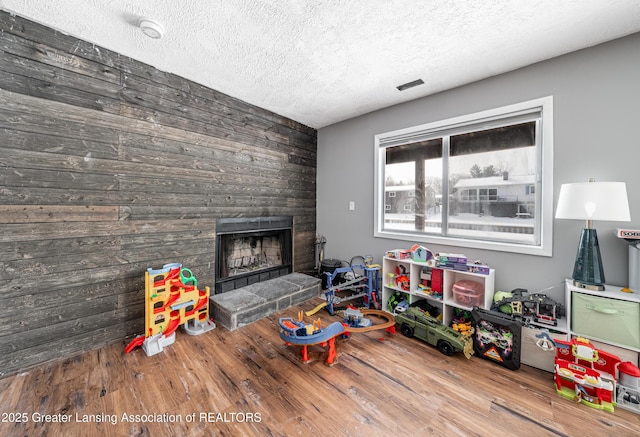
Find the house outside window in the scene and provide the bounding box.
[374,97,554,256]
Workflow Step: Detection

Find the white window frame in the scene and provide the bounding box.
[373,96,554,257]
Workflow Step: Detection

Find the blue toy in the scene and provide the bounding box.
[323,260,381,315]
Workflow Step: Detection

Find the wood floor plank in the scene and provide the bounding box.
[1,297,640,436]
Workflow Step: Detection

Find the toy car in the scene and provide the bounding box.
[395,307,467,356]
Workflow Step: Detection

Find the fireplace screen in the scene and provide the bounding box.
[215,217,292,293]
[221,233,283,277]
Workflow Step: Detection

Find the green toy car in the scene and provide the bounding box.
[395,307,467,356]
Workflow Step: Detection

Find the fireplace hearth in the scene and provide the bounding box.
[215,216,292,294]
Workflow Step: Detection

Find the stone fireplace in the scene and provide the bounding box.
[215,216,292,294]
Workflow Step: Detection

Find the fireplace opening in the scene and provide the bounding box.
[215,217,292,294]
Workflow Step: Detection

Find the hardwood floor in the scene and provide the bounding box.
[1,298,640,436]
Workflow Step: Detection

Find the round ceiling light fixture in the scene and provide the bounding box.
[139,18,164,39]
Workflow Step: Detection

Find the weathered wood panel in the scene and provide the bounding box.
[0,11,317,377]
[0,205,119,223]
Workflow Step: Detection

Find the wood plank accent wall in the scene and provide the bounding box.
[0,12,317,377]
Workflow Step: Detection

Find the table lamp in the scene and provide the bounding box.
[555,179,631,290]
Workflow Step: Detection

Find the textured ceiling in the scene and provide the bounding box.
[1,1,640,128]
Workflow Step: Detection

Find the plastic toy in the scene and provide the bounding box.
[491,288,565,326]
[410,244,433,263]
[124,263,216,356]
[535,331,556,351]
[343,307,372,329]
[450,307,471,332]
[279,308,395,365]
[553,336,640,414]
[618,361,640,413]
[386,249,412,259]
[554,337,619,412]
[395,307,469,356]
[409,299,441,320]
[452,279,484,307]
[387,291,408,313]
[393,264,410,291]
[279,312,345,365]
[417,266,443,299]
[322,258,381,315]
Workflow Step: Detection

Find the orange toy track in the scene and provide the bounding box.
[343,309,396,333]
[279,309,397,365]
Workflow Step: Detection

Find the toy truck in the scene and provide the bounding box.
[395,307,467,356]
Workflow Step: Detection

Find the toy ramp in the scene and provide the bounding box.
[279,321,345,345]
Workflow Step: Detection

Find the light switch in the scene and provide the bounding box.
[349,201,355,211]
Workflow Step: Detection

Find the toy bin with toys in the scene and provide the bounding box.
[452,280,484,307]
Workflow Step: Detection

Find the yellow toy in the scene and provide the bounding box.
[125,263,216,356]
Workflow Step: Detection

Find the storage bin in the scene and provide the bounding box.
[572,293,640,349]
[521,327,567,372]
[452,280,484,307]
[320,258,342,289]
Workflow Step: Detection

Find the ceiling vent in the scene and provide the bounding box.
[396,79,424,91]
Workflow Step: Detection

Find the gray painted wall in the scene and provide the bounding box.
[317,32,640,297]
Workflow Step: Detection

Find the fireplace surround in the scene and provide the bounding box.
[215,216,293,294]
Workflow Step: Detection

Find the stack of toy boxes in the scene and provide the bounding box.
[467,263,491,275]
[436,253,491,275]
[436,253,468,271]
[386,249,412,260]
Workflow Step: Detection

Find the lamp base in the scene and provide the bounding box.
[572,280,605,291]
[572,228,606,291]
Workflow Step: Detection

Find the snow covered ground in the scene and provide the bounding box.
[384,213,535,243]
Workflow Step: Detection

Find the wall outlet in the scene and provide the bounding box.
[348,201,355,211]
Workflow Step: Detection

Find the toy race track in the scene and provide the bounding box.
[278,308,396,365]
[342,309,395,333]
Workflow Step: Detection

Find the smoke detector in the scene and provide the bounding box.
[139,19,164,39]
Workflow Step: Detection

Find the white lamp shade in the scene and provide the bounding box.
[555,181,631,221]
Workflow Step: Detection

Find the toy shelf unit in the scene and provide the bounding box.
[382,256,429,313]
[381,255,495,327]
[442,268,495,326]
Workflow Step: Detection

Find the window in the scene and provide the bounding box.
[374,97,553,256]
[461,189,477,201]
